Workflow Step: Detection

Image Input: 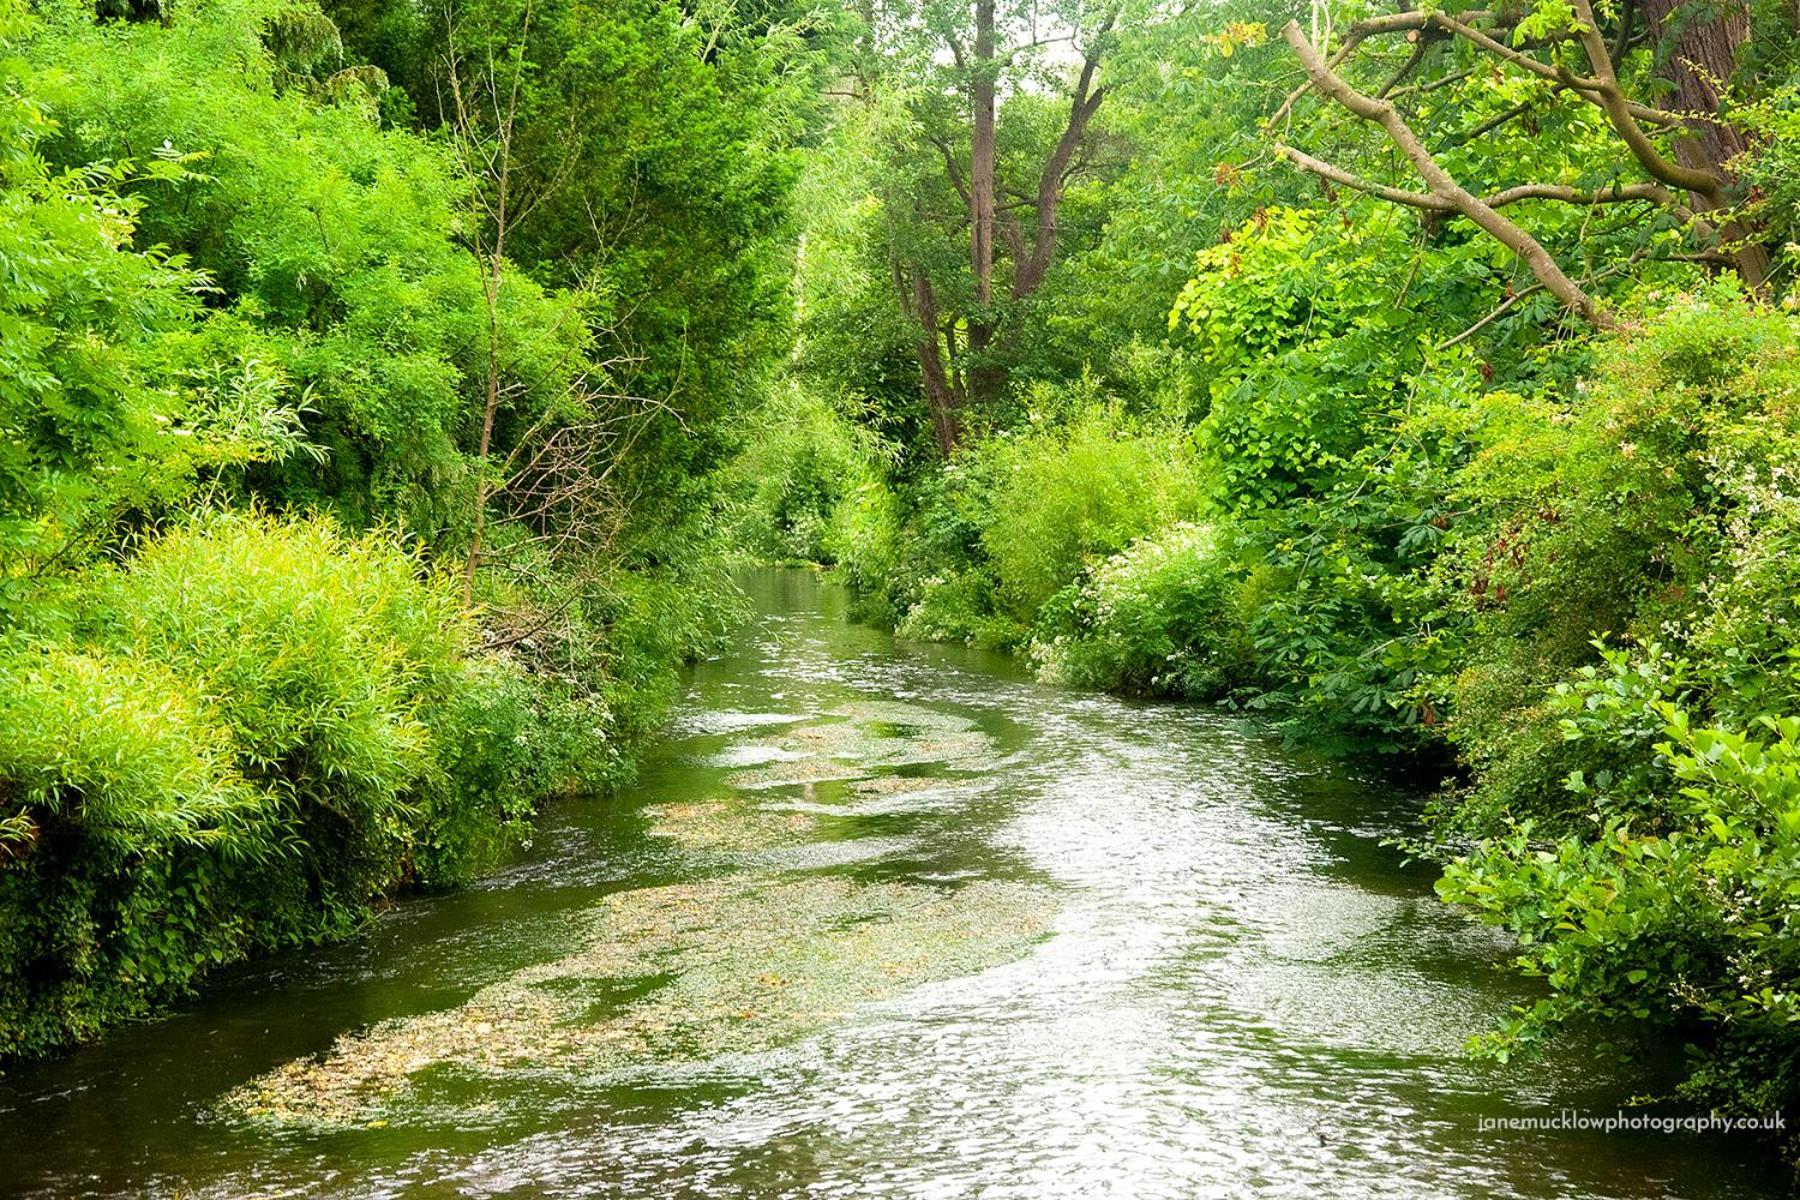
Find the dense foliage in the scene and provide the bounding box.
[737,0,1800,1147]
[2,513,519,1051]
[0,0,819,1055]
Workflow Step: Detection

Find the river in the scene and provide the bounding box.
[0,568,1783,1198]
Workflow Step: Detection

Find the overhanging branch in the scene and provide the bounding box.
[1280,20,1611,327]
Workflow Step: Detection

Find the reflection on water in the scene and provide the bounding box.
[0,569,1785,1198]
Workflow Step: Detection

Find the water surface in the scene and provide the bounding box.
[0,569,1784,1197]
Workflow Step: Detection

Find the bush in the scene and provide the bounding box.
[1424,296,1800,1119]
[974,402,1199,623]
[726,384,888,564]
[0,510,554,1055]
[1034,522,1252,697]
[896,568,1023,650]
[1689,487,1800,727]
[1439,706,1800,1114]
[25,0,596,537]
[1437,294,1800,810]
[0,643,273,1053]
[815,391,1201,642]
[0,647,259,857]
[823,474,909,626]
[1170,207,1425,510]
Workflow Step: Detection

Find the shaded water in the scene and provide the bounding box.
[0,569,1786,1198]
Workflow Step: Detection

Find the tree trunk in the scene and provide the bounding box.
[463,247,502,606]
[970,0,996,312]
[963,0,1001,415]
[1639,0,1749,175]
[458,85,512,607]
[905,269,963,455]
[1637,0,1768,283]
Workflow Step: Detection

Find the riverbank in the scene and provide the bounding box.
[0,0,783,1066]
[0,511,731,1062]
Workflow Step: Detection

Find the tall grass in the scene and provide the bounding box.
[0,510,565,1055]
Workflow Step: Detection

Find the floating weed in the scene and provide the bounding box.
[725,702,998,789]
[750,835,922,871]
[846,775,944,798]
[724,756,874,790]
[644,798,815,850]
[223,694,1048,1130]
[826,701,979,732]
[706,742,808,768]
[224,874,1053,1127]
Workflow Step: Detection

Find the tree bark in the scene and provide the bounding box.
[901,267,964,455]
[970,0,996,312]
[962,0,1005,414]
[1009,32,1109,300]
[1635,0,1768,283]
[1638,0,1750,175]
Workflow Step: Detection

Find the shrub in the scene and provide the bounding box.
[0,510,551,1055]
[823,475,909,626]
[896,569,1023,650]
[1034,521,1252,698]
[1689,486,1800,727]
[1429,296,1800,1120]
[0,647,260,857]
[1170,207,1424,510]
[1439,706,1800,1114]
[0,643,274,1054]
[727,384,887,564]
[975,403,1199,623]
[1447,292,1799,668]
[1439,295,1800,815]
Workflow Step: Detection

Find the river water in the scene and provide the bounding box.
[0,569,1785,1198]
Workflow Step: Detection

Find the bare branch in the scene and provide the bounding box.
[1484,181,1675,208]
[1435,284,1545,349]
[1375,40,1430,99]
[1011,6,1116,300]
[999,33,1075,65]
[1278,143,1674,211]
[1441,98,1538,148]
[1566,0,1724,200]
[1610,0,1637,71]
[1280,20,1611,327]
[1274,143,1449,209]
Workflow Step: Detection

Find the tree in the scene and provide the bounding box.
[0,0,322,596]
[866,0,1121,453]
[324,0,829,532]
[438,1,697,635]
[1271,0,1771,328]
[441,1,527,603]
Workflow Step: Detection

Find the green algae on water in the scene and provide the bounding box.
[723,702,998,791]
[645,797,817,850]
[224,694,1045,1129]
[225,874,1053,1127]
